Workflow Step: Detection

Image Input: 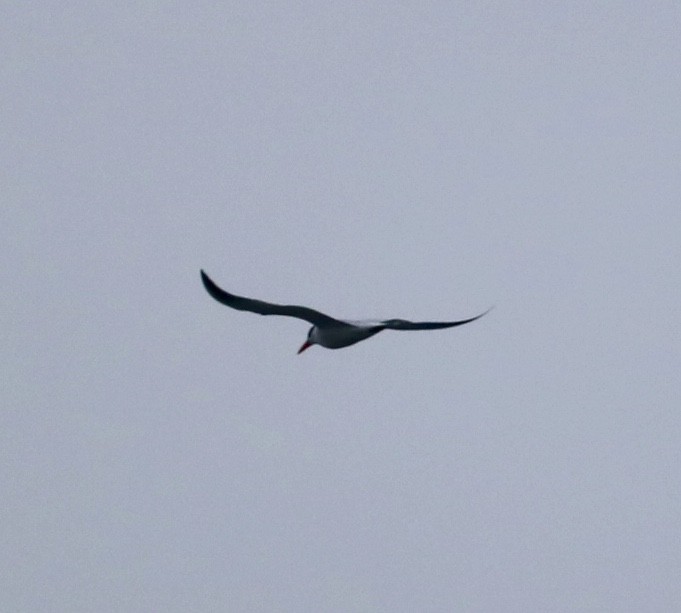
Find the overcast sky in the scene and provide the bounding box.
[3,2,681,611]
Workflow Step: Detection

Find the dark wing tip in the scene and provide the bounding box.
[455,305,494,325]
[200,269,215,292]
[200,269,236,306]
[478,305,495,320]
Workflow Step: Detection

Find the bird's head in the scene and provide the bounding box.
[297,327,316,354]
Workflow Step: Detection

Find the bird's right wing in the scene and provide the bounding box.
[201,270,342,326]
[381,308,492,330]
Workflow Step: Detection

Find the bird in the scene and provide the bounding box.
[200,270,490,354]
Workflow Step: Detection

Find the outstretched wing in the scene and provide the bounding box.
[381,308,492,331]
[200,270,341,326]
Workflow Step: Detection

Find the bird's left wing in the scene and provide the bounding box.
[201,270,343,326]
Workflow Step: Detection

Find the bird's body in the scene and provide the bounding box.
[306,320,383,350]
[200,270,489,353]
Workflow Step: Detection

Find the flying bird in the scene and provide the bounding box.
[200,270,490,354]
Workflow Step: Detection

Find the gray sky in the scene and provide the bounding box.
[3,2,681,611]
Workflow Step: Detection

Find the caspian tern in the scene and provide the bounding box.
[201,270,490,353]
